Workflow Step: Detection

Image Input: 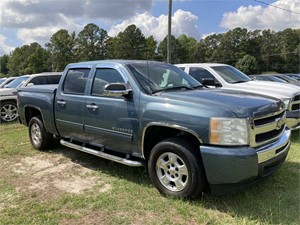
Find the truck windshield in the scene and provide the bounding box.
[211,66,251,84]
[127,62,201,94]
[6,76,29,88]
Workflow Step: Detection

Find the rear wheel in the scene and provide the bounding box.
[29,116,53,150]
[0,101,18,123]
[148,138,206,199]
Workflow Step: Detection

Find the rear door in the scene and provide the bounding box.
[55,67,91,141]
[84,64,139,153]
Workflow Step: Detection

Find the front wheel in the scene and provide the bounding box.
[29,116,53,150]
[148,138,206,199]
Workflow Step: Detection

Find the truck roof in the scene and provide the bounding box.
[67,60,167,67]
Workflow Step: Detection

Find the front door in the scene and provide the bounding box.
[84,66,139,153]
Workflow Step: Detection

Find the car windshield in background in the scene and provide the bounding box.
[255,75,288,83]
[127,62,201,94]
[6,76,29,88]
[267,76,289,83]
[285,74,300,81]
[212,66,252,84]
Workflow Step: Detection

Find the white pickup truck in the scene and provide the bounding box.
[176,63,300,130]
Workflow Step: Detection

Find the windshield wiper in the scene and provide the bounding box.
[231,80,248,84]
[192,85,204,89]
[152,85,194,94]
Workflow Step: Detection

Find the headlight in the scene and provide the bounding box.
[210,118,249,145]
[282,99,291,110]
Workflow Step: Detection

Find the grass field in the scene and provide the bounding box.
[0,123,299,225]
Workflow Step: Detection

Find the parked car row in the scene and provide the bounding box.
[250,74,300,86]
[0,72,62,123]
[16,60,297,199]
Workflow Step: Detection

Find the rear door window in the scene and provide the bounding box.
[63,68,90,95]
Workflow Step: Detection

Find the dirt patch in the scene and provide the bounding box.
[1,153,111,199]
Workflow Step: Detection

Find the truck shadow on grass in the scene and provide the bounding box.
[47,130,299,225]
[49,145,151,185]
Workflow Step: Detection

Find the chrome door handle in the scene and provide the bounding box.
[86,104,99,110]
[57,100,66,106]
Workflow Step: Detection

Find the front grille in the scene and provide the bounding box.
[250,108,286,147]
[254,111,285,126]
[290,94,300,112]
[255,126,284,143]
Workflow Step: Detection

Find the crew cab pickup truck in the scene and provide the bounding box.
[18,60,291,198]
[176,63,300,130]
[0,72,61,123]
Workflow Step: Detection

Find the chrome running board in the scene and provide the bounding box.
[60,139,144,167]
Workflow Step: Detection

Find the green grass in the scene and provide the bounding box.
[0,123,299,225]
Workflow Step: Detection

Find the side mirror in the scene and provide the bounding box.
[26,83,34,87]
[201,78,215,85]
[201,78,221,87]
[104,83,132,98]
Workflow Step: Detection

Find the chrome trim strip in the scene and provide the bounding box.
[84,125,133,138]
[60,139,143,167]
[254,120,284,133]
[257,129,291,164]
[286,117,300,130]
[141,122,203,159]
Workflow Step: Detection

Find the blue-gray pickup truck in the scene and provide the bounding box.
[18,60,291,199]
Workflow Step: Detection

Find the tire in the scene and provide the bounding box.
[28,116,53,150]
[0,100,18,123]
[148,138,206,199]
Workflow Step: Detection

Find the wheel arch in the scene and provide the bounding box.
[24,106,43,126]
[141,122,203,160]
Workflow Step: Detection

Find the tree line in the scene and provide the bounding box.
[0,23,299,77]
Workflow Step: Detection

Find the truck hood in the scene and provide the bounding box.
[0,88,16,96]
[229,80,300,99]
[159,88,283,118]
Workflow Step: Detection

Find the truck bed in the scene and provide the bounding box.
[18,84,58,135]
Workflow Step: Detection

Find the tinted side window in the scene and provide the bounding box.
[47,75,61,84]
[28,76,48,85]
[63,68,90,95]
[189,67,215,82]
[92,68,125,96]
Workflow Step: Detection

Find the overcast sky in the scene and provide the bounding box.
[0,0,299,56]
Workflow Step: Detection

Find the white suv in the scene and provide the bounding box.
[176,63,300,130]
